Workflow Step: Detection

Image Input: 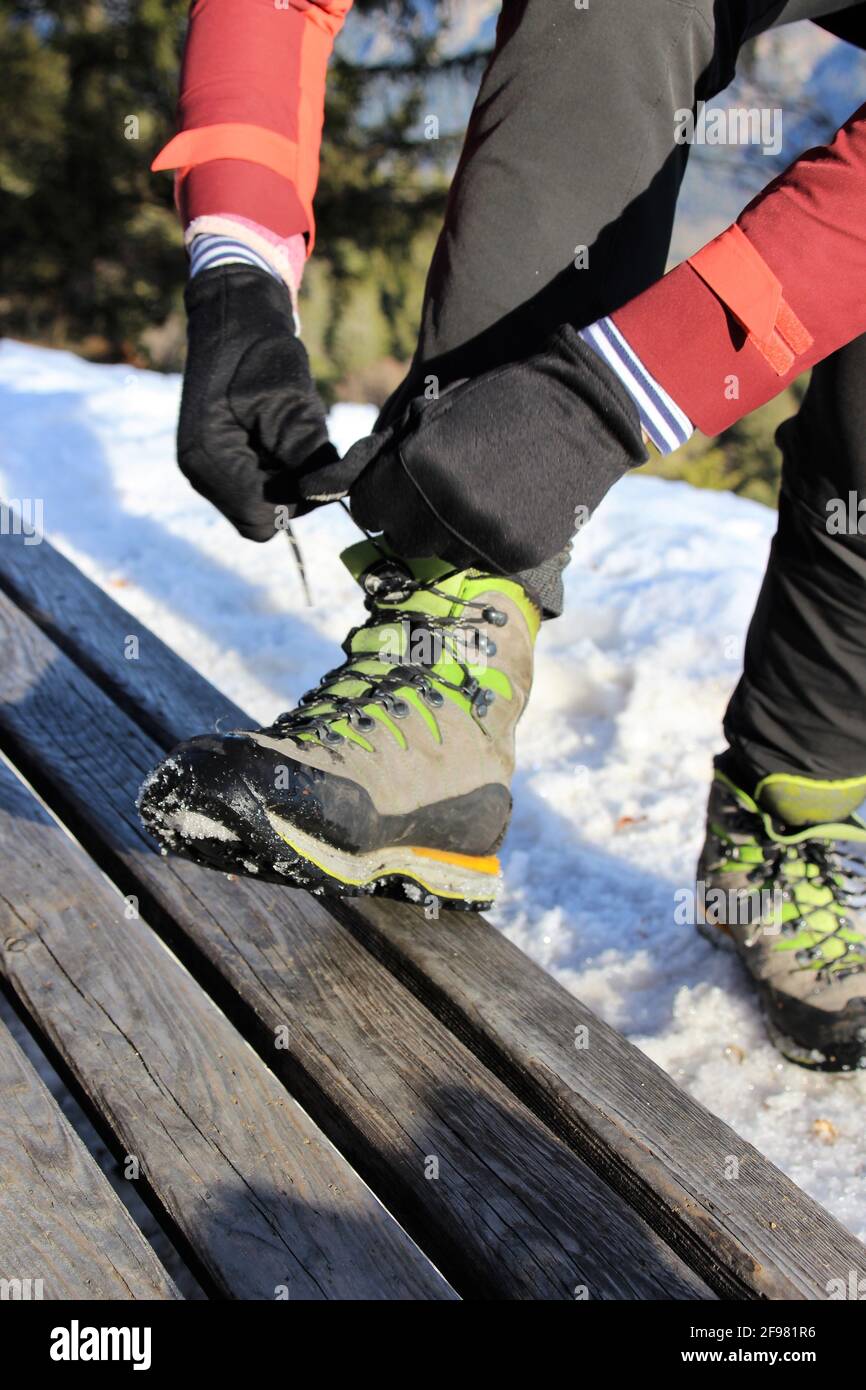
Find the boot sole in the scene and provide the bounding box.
[140,762,499,912]
[268,811,500,909]
[697,920,866,1072]
[761,1013,865,1074]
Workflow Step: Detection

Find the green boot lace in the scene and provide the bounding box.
[269,546,539,752]
[710,772,866,979]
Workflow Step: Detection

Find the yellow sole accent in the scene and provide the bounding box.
[268,812,500,902]
[410,846,500,875]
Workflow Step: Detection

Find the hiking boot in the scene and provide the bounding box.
[138,540,540,910]
[697,765,866,1070]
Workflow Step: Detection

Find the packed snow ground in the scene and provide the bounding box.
[2,338,865,1245]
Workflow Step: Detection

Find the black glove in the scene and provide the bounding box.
[346,327,648,573]
[178,264,351,541]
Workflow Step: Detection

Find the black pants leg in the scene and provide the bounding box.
[378,0,863,618]
[379,0,712,612]
[724,338,866,781]
[377,0,866,783]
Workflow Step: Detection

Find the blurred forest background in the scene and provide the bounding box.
[0,0,862,507]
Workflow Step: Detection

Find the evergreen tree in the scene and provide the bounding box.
[0,0,489,373]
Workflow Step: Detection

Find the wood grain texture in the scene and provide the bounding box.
[0,757,455,1301]
[0,1013,180,1300]
[0,527,232,753]
[332,896,866,1301]
[0,582,710,1301]
[1,530,862,1298]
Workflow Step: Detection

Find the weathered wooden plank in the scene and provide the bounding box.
[0,1013,180,1300]
[332,897,866,1302]
[0,585,710,1300]
[0,529,862,1299]
[0,756,456,1301]
[0,527,233,752]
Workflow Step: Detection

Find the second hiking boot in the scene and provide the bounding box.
[138,540,540,910]
[697,764,866,1071]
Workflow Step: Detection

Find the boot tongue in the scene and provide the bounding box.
[756,772,866,827]
[341,539,458,588]
[340,539,472,616]
[339,537,542,634]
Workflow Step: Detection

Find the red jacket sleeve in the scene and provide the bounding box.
[152,0,353,251]
[612,104,866,436]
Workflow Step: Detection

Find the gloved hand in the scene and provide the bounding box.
[346,326,648,573]
[178,264,350,540]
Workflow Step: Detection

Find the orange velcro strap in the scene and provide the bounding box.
[688,224,813,377]
[151,122,300,184]
[152,121,316,250]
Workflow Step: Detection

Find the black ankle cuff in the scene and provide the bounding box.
[714,745,761,797]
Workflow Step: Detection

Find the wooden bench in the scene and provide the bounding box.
[0,522,863,1301]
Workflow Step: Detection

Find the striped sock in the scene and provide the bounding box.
[188,233,282,282]
[580,317,693,455]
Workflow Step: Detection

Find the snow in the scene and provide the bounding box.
[3,337,866,1243]
[162,810,241,843]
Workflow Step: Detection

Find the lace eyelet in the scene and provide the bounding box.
[363,560,414,604]
[796,945,823,964]
[423,687,445,708]
[483,606,508,627]
[473,688,496,718]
